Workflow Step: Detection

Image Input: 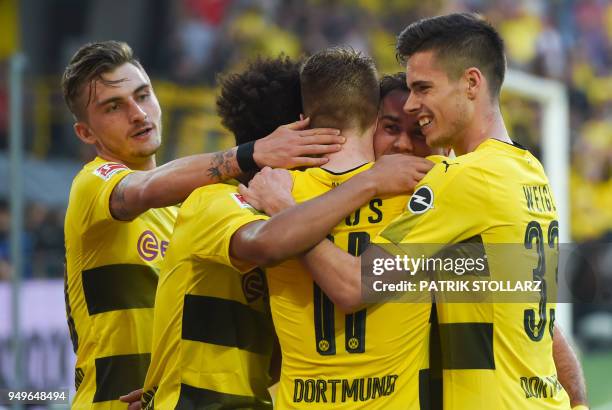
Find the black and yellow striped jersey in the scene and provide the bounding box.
[268,163,432,409]
[375,139,571,409]
[64,157,177,409]
[142,183,275,409]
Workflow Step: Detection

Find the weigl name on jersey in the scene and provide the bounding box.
[522,184,556,213]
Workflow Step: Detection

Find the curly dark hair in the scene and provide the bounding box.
[216,55,303,145]
[380,72,408,100]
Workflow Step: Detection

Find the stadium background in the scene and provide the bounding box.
[0,0,610,408]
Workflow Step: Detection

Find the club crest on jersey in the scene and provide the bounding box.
[408,185,434,214]
[93,163,128,181]
[230,193,254,209]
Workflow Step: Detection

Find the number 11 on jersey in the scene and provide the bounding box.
[314,232,370,355]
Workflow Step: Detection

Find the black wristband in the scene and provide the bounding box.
[236,141,260,173]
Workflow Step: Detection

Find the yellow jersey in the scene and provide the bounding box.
[142,183,275,409]
[269,164,431,409]
[64,157,177,409]
[375,139,570,410]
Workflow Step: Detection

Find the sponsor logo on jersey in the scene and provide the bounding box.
[137,230,168,261]
[242,268,267,303]
[519,374,564,400]
[230,193,254,209]
[93,163,129,181]
[293,374,399,403]
[408,185,434,214]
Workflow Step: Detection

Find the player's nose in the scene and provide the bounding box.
[403,92,420,114]
[127,99,147,123]
[393,134,414,154]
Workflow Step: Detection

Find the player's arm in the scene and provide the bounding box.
[230,170,377,267]
[301,228,403,313]
[110,118,344,220]
[235,155,432,307]
[553,324,588,408]
[302,240,362,312]
[264,161,484,312]
[232,155,431,266]
[232,209,362,312]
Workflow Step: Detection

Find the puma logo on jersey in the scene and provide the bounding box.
[442,160,459,173]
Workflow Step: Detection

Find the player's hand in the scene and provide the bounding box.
[238,167,295,215]
[253,117,344,169]
[366,154,434,196]
[119,388,143,410]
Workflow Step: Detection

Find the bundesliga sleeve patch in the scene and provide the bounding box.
[93,163,129,181]
[230,193,255,209]
[408,185,434,214]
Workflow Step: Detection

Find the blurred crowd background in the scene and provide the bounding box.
[0,0,610,404]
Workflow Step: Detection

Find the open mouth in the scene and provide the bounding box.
[418,116,434,135]
[132,126,154,138]
[418,117,432,128]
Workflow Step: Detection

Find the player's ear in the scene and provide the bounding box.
[74,121,96,145]
[464,67,482,100]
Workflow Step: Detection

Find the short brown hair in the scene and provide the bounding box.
[300,47,379,132]
[61,40,144,120]
[396,13,506,98]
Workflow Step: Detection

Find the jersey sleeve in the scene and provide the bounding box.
[72,161,134,227]
[189,185,269,273]
[373,160,491,250]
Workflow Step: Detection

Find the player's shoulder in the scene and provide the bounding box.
[403,153,488,217]
[291,163,373,182]
[288,166,322,188]
[68,159,128,208]
[469,139,549,187]
[184,182,259,215]
[424,139,527,183]
[72,158,130,189]
[421,152,484,188]
[470,138,542,172]
[193,180,239,196]
[186,182,237,207]
[66,159,133,226]
[82,157,130,180]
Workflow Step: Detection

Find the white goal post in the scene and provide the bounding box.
[503,69,572,338]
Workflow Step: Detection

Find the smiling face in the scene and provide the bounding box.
[403,50,472,150]
[74,62,162,169]
[373,89,433,159]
